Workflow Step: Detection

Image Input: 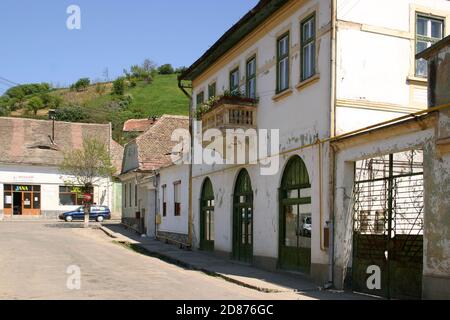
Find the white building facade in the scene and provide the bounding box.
[179,0,450,291]
[119,115,190,241]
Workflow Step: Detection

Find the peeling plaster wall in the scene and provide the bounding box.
[422,140,450,299]
[332,117,450,299]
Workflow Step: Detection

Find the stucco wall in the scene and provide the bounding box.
[332,114,450,299]
[120,174,156,237]
[0,164,113,216]
[335,0,450,134]
[158,164,189,236]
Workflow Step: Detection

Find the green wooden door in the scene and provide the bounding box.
[279,156,312,274]
[200,178,215,251]
[233,169,253,263]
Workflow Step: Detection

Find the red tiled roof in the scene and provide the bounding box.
[121,115,189,173]
[123,118,158,132]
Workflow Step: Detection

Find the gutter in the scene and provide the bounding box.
[328,0,338,288]
[178,77,194,249]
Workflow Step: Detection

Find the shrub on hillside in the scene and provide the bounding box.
[0,105,10,116]
[158,64,174,75]
[54,105,89,122]
[71,78,91,92]
[175,66,187,74]
[112,78,126,95]
[5,83,50,99]
[40,93,63,109]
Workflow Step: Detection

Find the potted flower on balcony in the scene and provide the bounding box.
[195,90,258,120]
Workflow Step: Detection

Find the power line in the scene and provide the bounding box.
[0,76,20,86]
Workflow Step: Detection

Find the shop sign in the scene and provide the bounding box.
[14,185,31,192]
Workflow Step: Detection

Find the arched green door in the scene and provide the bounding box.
[233,169,253,263]
[279,156,312,273]
[200,178,215,251]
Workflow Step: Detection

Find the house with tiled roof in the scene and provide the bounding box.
[0,117,123,219]
[119,115,189,241]
[122,117,158,133]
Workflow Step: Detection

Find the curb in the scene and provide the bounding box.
[100,226,293,294]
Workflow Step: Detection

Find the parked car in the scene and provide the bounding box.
[59,206,111,222]
[301,215,312,237]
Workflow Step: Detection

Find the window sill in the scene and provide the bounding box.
[296,73,320,91]
[272,88,293,102]
[407,75,428,86]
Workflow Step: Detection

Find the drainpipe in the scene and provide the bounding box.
[152,170,159,240]
[328,0,338,288]
[178,77,193,248]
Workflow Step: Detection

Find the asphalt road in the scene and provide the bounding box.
[0,221,307,300]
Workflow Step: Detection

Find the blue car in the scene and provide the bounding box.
[59,206,111,222]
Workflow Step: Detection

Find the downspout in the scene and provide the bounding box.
[328,0,338,287]
[178,77,193,248]
[153,170,159,240]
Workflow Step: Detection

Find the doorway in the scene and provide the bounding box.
[232,169,253,263]
[13,192,22,215]
[3,185,41,216]
[278,156,312,274]
[200,178,215,251]
[352,150,424,299]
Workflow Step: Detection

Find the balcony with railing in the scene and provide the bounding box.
[198,95,258,132]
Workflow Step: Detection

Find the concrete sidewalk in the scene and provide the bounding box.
[100,223,372,299]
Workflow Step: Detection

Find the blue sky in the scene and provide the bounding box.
[0,0,258,93]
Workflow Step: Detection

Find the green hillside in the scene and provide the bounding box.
[1,74,189,144]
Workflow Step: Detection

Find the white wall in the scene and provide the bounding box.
[158,164,189,235]
[192,144,331,267]
[335,0,450,134]
[190,0,332,276]
[120,173,156,237]
[0,164,112,214]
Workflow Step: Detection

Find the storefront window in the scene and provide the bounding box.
[4,184,12,209]
[3,184,41,214]
[59,186,93,206]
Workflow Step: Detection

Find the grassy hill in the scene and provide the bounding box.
[5,74,189,144]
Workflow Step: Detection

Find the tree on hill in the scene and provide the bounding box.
[175,66,187,74]
[123,59,156,84]
[54,105,89,122]
[158,64,174,75]
[27,96,44,115]
[112,78,126,96]
[40,93,63,109]
[5,83,50,99]
[71,78,91,92]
